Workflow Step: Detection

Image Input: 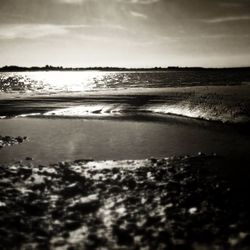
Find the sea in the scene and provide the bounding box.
[1,69,250,94]
[0,69,250,164]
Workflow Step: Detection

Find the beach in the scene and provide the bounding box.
[1,0,250,246]
[1,71,250,249]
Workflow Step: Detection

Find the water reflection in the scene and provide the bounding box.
[0,117,249,165]
[0,71,109,94]
[1,70,248,96]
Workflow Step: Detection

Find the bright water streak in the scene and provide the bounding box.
[0,71,109,95]
[1,70,250,96]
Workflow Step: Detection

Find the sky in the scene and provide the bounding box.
[0,0,250,68]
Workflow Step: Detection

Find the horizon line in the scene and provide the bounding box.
[1,65,250,70]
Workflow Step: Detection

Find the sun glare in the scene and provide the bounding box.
[20,71,108,93]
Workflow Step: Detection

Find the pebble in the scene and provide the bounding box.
[188,207,198,214]
[69,195,100,213]
[109,185,122,193]
[61,183,83,198]
[0,201,6,207]
[198,152,205,156]
[0,135,27,149]
[150,157,157,164]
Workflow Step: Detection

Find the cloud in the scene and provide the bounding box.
[130,11,148,19]
[56,0,161,4]
[0,23,128,40]
[0,24,68,39]
[219,2,245,8]
[117,0,161,4]
[55,0,88,4]
[203,15,250,23]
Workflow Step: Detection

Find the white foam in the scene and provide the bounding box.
[18,101,250,124]
[43,104,127,117]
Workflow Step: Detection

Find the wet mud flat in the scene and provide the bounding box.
[1,85,250,124]
[1,154,250,249]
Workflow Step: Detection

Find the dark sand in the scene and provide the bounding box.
[0,117,250,249]
[1,155,250,249]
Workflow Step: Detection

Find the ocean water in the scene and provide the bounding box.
[0,70,250,123]
[1,70,250,94]
[0,70,250,163]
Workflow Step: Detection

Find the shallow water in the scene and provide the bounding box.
[1,70,250,96]
[0,116,249,165]
[1,85,250,124]
[1,70,250,164]
[1,70,250,123]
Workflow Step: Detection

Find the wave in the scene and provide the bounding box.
[145,102,250,124]
[5,85,249,124]
[43,104,129,117]
[17,100,249,124]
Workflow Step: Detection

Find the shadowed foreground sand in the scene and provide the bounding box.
[1,154,250,249]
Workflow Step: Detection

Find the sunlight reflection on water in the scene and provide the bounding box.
[1,70,249,96]
[19,71,108,93]
[0,71,109,94]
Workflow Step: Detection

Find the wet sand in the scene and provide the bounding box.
[1,155,250,249]
[1,85,250,123]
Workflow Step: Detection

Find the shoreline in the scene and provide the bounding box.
[2,85,250,99]
[1,85,250,124]
[1,66,250,72]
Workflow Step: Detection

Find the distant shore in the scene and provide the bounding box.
[1,65,250,72]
